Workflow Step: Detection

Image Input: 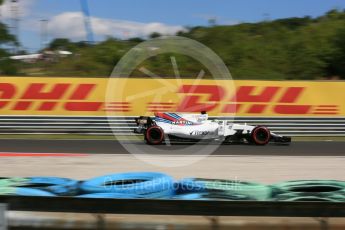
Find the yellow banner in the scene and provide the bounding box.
[0,77,344,116]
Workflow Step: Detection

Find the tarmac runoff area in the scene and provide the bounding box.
[0,139,344,183]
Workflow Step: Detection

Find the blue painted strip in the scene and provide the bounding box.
[172,113,182,119]
[163,113,178,121]
[154,118,172,124]
[169,113,181,119]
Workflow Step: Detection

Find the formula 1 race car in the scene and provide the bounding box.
[134,112,291,145]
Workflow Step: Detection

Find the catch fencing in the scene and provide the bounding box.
[0,115,344,136]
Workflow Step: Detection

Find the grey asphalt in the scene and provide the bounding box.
[0,139,344,156]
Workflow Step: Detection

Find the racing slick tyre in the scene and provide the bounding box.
[250,126,271,145]
[145,126,164,145]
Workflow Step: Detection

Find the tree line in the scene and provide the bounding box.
[0,9,345,80]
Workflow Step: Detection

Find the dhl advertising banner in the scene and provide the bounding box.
[0,77,344,117]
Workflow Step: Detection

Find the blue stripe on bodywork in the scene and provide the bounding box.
[154,117,172,124]
[170,113,181,119]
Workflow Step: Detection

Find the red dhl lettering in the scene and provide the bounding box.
[0,83,104,112]
[0,82,339,115]
[175,85,338,115]
[176,85,225,112]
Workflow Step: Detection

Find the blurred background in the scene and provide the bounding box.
[0,0,344,80]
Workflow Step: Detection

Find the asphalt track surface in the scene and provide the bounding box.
[0,139,344,156]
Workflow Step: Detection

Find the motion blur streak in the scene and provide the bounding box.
[0,152,88,157]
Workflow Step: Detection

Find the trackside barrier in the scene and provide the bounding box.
[1,174,345,229]
[0,197,341,230]
[79,172,174,198]
[272,180,345,202]
[0,116,344,136]
[1,196,345,217]
[175,178,272,200]
[0,177,79,196]
[1,173,345,202]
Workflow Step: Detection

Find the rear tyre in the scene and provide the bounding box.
[251,126,271,145]
[145,126,164,145]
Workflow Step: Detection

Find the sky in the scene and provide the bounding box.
[1,0,345,52]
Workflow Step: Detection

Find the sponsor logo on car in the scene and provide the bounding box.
[189,130,215,136]
[172,120,194,125]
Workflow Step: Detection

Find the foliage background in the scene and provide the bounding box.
[1,9,345,80]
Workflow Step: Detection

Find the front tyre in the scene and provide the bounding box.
[145,126,164,145]
[251,126,271,145]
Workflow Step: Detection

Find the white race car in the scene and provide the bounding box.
[134,112,291,145]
